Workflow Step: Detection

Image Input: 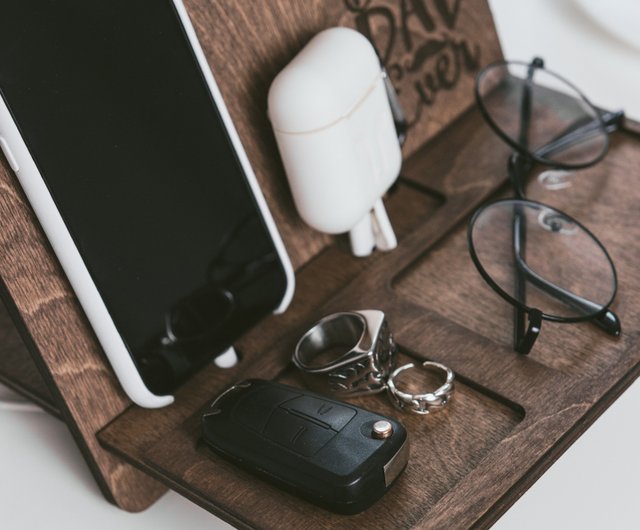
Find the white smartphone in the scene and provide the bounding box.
[0,0,295,408]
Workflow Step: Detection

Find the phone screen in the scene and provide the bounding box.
[0,1,288,393]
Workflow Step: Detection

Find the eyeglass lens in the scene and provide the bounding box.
[469,200,616,321]
[476,61,608,166]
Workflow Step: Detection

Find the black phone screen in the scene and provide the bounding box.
[0,1,288,394]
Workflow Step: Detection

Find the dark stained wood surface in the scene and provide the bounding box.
[99,181,442,469]
[7,1,635,528]
[183,0,502,268]
[99,114,640,528]
[0,0,498,513]
[0,150,167,510]
[135,358,523,530]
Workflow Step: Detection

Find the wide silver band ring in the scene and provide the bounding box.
[292,310,397,396]
[387,361,454,415]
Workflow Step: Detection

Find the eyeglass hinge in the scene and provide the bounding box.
[515,309,542,354]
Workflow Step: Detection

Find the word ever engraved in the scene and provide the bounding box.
[342,0,499,154]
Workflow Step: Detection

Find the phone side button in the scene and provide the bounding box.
[0,136,19,172]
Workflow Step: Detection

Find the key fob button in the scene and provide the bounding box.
[203,379,409,514]
[264,408,335,457]
[283,395,356,431]
[232,385,300,432]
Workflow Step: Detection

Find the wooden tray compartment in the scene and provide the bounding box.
[395,134,640,377]
[103,358,524,530]
[2,1,639,527]
[98,109,640,528]
[1,0,496,511]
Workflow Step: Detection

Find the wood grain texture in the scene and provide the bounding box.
[0,154,167,510]
[99,181,441,459]
[396,132,640,376]
[0,0,470,512]
[131,357,522,530]
[100,114,640,529]
[183,0,502,268]
[9,1,634,528]
[340,0,503,158]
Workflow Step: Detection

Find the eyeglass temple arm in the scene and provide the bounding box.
[512,59,621,353]
[512,225,621,336]
[512,197,526,349]
[510,152,620,335]
[381,68,408,147]
[511,200,545,354]
[534,110,625,160]
[509,154,620,352]
[518,57,623,161]
[515,308,542,355]
[512,59,538,352]
[516,58,542,152]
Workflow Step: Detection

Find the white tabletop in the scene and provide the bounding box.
[2,1,639,528]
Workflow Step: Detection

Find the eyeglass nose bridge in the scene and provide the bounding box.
[507,152,531,199]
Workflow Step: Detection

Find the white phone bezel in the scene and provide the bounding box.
[0,0,295,409]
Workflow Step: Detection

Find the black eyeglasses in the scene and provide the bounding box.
[467,57,624,354]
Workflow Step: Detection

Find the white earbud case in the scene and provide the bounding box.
[268,27,402,256]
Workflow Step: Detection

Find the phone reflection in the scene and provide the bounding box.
[137,215,283,394]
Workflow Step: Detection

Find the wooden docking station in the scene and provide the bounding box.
[1,1,639,528]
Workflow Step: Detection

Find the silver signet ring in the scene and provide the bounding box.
[292,310,397,396]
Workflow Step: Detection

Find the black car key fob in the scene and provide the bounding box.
[201,379,409,514]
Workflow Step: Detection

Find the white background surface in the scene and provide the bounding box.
[488,0,640,526]
[1,1,639,528]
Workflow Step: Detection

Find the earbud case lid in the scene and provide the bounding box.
[268,28,382,134]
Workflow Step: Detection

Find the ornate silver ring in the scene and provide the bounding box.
[292,310,397,396]
[387,360,454,415]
